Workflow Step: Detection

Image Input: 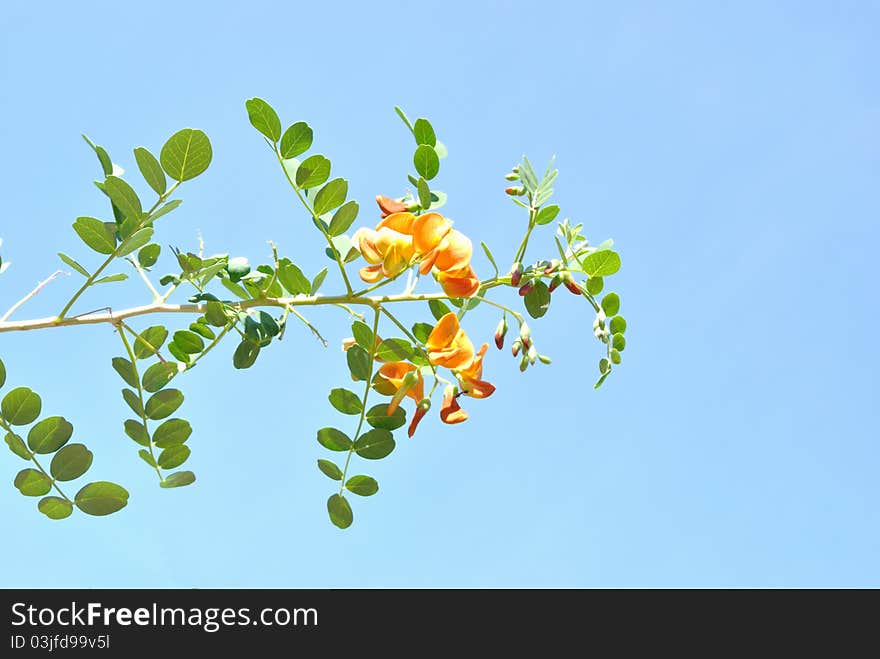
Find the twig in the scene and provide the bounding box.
[1,270,64,322]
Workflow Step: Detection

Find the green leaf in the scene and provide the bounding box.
[103,175,143,220]
[14,469,52,497]
[133,146,167,195]
[585,276,603,296]
[5,432,31,460]
[153,418,192,448]
[233,340,260,369]
[226,256,251,283]
[134,326,169,359]
[121,388,143,416]
[594,372,610,389]
[329,388,363,415]
[354,429,395,460]
[612,333,626,351]
[138,243,161,268]
[610,348,622,364]
[394,105,414,133]
[328,200,359,237]
[346,475,379,497]
[138,449,157,468]
[376,338,414,362]
[519,155,539,193]
[434,140,448,159]
[246,97,282,141]
[413,144,440,180]
[317,459,343,481]
[94,273,128,285]
[311,267,328,294]
[535,204,560,226]
[280,122,313,158]
[189,322,215,341]
[352,321,375,351]
[428,299,451,321]
[582,250,621,277]
[160,128,213,181]
[317,427,352,451]
[276,258,309,295]
[112,357,138,388]
[601,292,620,316]
[75,481,129,516]
[58,252,90,277]
[149,198,183,222]
[1,387,41,426]
[524,280,551,319]
[205,301,228,327]
[50,443,93,481]
[160,470,196,488]
[295,154,331,189]
[480,241,499,277]
[173,330,204,354]
[0,357,4,387]
[124,419,150,446]
[117,227,154,257]
[411,322,433,344]
[142,362,177,392]
[610,315,627,334]
[327,494,353,529]
[417,177,432,210]
[145,389,184,420]
[158,445,190,469]
[413,118,436,146]
[599,358,610,375]
[346,345,371,382]
[167,341,192,364]
[38,496,73,520]
[313,178,348,217]
[82,134,113,175]
[73,216,116,254]
[27,416,73,453]
[365,404,406,431]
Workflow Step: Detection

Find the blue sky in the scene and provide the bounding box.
[1,1,877,587]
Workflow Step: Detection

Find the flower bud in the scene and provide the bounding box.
[519,322,531,343]
[505,186,525,196]
[509,262,523,287]
[562,272,582,295]
[376,194,409,218]
[544,259,561,275]
[505,171,519,181]
[418,397,432,411]
[527,344,538,365]
[519,354,529,372]
[548,273,564,293]
[511,338,522,357]
[494,317,508,350]
[538,354,552,365]
[518,281,534,296]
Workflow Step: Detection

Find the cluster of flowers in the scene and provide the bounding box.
[347,197,496,437]
[352,196,480,297]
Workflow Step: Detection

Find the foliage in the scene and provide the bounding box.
[0,99,628,528]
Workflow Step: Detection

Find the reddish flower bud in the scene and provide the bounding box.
[505,186,525,196]
[548,274,564,293]
[375,195,409,218]
[563,273,582,295]
[519,322,531,343]
[494,317,508,350]
[511,338,522,357]
[543,259,561,275]
[518,281,534,296]
[509,262,523,287]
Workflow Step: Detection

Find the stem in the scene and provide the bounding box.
[1,270,63,322]
[130,257,161,301]
[274,147,354,295]
[513,202,538,265]
[0,417,72,503]
[338,306,381,494]
[57,182,181,319]
[472,296,525,323]
[117,324,164,482]
[189,322,235,368]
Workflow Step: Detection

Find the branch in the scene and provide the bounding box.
[1,270,64,322]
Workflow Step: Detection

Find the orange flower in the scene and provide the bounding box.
[412,213,472,275]
[457,344,496,399]
[353,223,415,283]
[440,386,468,424]
[376,195,409,218]
[373,361,428,437]
[437,264,480,298]
[426,313,474,369]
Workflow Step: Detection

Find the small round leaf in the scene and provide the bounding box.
[75,481,129,516]
[1,387,42,426]
[327,494,353,529]
[50,444,93,481]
